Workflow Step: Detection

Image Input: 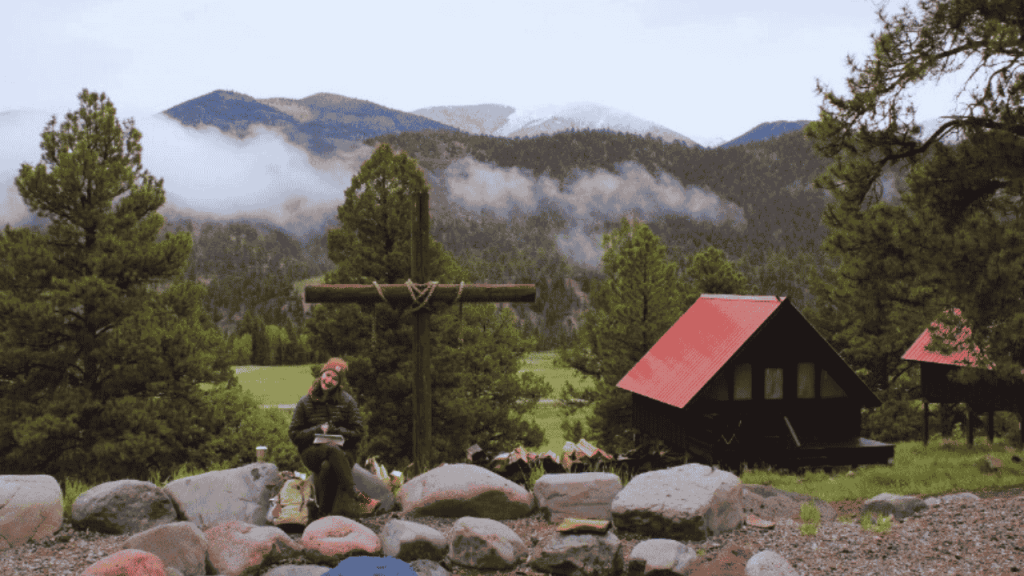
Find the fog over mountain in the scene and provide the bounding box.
[1,103,744,269]
[440,156,746,269]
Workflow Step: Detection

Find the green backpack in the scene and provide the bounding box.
[267,472,317,527]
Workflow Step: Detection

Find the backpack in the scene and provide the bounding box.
[267,471,317,527]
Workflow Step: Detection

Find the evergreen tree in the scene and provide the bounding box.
[0,90,258,486]
[555,218,686,454]
[802,0,1024,398]
[683,245,749,305]
[307,142,551,471]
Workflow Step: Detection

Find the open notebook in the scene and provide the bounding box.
[313,434,345,447]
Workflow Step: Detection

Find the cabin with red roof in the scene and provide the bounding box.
[617,294,895,471]
[902,309,1024,446]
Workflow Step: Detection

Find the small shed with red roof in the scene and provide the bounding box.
[617,294,894,471]
[901,309,1024,446]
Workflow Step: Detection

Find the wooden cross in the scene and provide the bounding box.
[305,189,536,477]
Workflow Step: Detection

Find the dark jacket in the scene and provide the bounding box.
[289,383,364,455]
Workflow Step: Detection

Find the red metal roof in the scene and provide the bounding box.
[902,308,991,368]
[617,294,784,409]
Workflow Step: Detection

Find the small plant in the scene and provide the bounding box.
[798,501,820,536]
[696,548,706,556]
[859,512,893,534]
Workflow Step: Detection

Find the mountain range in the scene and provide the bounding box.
[162,90,813,153]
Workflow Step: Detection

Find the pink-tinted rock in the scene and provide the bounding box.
[0,474,64,550]
[204,520,303,576]
[301,515,382,564]
[81,548,168,576]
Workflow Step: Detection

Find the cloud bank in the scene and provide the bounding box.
[1,108,376,240]
[443,156,745,268]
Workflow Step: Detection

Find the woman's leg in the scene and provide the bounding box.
[324,447,356,514]
[300,445,336,514]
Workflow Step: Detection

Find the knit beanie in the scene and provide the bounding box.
[320,357,348,378]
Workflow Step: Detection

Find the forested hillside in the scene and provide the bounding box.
[159,126,851,353]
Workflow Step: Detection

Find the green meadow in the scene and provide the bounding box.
[210,350,597,455]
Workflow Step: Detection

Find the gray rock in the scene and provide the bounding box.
[626,538,698,576]
[529,530,623,576]
[747,549,800,576]
[380,519,447,562]
[408,558,452,576]
[163,463,284,530]
[611,463,744,541]
[397,464,534,520]
[120,521,208,576]
[446,516,528,570]
[861,493,928,521]
[71,479,178,535]
[532,471,622,522]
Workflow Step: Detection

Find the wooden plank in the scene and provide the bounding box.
[305,284,537,304]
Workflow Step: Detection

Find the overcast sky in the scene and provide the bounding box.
[0,0,984,266]
[3,0,975,144]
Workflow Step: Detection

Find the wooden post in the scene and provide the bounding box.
[411,188,431,478]
[966,405,974,446]
[923,399,929,447]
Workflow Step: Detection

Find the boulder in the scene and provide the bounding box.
[528,530,623,576]
[446,516,529,570]
[163,463,283,530]
[72,479,178,535]
[397,463,534,520]
[120,521,209,576]
[923,492,982,507]
[532,471,622,522]
[0,474,64,550]
[81,548,168,576]
[611,463,744,541]
[353,464,397,514]
[408,558,452,576]
[625,538,699,575]
[746,549,800,576]
[861,493,928,521]
[204,520,304,576]
[379,518,448,562]
[300,515,382,565]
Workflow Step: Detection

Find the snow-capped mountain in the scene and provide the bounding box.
[413,101,701,147]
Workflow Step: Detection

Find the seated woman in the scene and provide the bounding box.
[288,357,364,518]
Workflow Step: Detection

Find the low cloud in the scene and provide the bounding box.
[1,108,376,240]
[443,156,745,268]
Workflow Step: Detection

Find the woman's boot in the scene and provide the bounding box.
[331,485,363,518]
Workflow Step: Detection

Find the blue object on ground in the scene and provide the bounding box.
[321,555,417,576]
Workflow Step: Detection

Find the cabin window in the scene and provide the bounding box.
[764,368,783,399]
[706,371,729,400]
[797,362,815,398]
[821,370,846,398]
[734,363,752,400]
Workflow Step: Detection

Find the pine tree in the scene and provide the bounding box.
[0,90,251,485]
[555,218,686,454]
[683,245,749,306]
[801,1,1024,398]
[306,142,551,470]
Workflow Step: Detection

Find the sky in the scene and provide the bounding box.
[0,0,984,267]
